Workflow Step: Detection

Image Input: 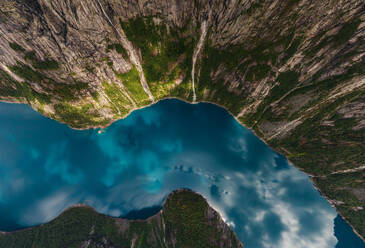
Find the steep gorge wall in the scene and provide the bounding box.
[0,0,365,240]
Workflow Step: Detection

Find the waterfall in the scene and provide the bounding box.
[191,20,208,103]
[95,0,155,102]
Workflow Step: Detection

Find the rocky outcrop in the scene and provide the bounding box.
[0,189,243,248]
[0,0,365,241]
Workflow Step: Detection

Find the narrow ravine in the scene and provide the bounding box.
[95,0,155,102]
[191,20,209,103]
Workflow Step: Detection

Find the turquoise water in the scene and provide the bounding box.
[0,99,363,248]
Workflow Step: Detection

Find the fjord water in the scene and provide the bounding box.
[0,99,364,248]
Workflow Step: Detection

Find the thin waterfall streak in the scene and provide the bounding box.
[192,20,208,103]
[95,0,155,102]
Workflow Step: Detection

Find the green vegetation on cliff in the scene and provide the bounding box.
[120,17,195,100]
[0,68,50,104]
[24,51,59,70]
[314,171,365,238]
[116,66,150,106]
[163,190,240,248]
[53,103,110,128]
[102,81,132,115]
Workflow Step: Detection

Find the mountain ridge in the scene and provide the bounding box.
[0,189,243,248]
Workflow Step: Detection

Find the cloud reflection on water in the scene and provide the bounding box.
[0,99,354,247]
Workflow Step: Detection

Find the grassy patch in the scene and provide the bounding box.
[102,81,132,114]
[33,59,59,70]
[116,66,150,105]
[54,103,109,128]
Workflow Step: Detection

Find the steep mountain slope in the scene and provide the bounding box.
[0,0,364,240]
[0,189,243,248]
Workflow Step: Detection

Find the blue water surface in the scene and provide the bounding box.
[0,99,364,248]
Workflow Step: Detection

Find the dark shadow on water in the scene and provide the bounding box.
[121,206,162,220]
[335,215,365,248]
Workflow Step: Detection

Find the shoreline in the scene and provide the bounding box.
[0,96,364,242]
[309,176,365,243]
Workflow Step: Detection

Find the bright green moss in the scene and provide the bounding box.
[54,103,109,128]
[102,81,132,114]
[116,66,150,105]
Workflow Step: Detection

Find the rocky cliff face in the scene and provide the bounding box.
[0,0,365,241]
[0,189,243,248]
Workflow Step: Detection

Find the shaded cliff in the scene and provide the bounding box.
[0,0,364,240]
[0,189,243,248]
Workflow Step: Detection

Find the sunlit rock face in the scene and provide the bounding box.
[0,99,364,247]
